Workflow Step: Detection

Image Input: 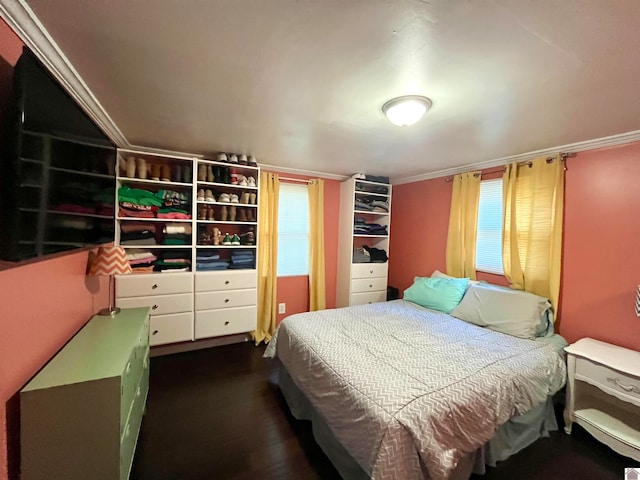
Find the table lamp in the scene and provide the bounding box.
[89,246,132,316]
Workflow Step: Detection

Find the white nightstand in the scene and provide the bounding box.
[564,338,640,461]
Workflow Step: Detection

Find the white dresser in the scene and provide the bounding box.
[564,337,640,461]
[350,263,389,305]
[194,270,257,339]
[116,273,194,346]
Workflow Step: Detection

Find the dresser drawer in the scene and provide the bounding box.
[351,263,388,279]
[116,272,193,298]
[195,289,257,311]
[195,271,257,292]
[576,357,640,405]
[120,370,148,480]
[117,293,192,316]
[351,277,387,294]
[351,291,387,306]
[149,312,194,346]
[195,306,256,339]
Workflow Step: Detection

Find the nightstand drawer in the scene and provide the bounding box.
[576,357,640,406]
[116,273,193,298]
[195,289,257,311]
[117,293,192,316]
[195,271,257,292]
[351,263,388,279]
[351,277,387,294]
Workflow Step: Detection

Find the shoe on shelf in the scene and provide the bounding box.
[174,164,182,182]
[217,153,228,163]
[222,233,232,246]
[223,167,231,184]
[249,192,257,205]
[247,176,256,187]
[218,192,231,203]
[248,156,258,167]
[205,189,215,202]
[229,154,239,164]
[238,208,247,222]
[239,154,248,165]
[198,164,207,181]
[207,206,215,221]
[207,165,215,183]
[229,205,237,222]
[136,158,147,179]
[238,175,248,187]
[125,157,136,178]
[229,194,239,203]
[197,188,205,201]
[161,164,171,182]
[241,192,250,204]
[231,171,238,185]
[231,234,241,246]
[150,164,161,181]
[220,205,228,221]
[183,165,191,183]
[197,204,207,220]
[248,209,256,222]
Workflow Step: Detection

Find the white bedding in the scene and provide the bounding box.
[265,300,566,480]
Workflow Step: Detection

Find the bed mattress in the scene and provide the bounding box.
[264,300,566,480]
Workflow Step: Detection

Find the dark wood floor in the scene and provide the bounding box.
[131,342,637,480]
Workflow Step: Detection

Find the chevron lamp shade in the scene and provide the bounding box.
[89,246,131,276]
[89,246,131,316]
[636,285,640,317]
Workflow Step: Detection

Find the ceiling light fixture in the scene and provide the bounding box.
[382,95,432,127]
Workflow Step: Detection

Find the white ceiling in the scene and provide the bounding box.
[24,0,640,179]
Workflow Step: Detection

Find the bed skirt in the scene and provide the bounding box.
[277,364,558,480]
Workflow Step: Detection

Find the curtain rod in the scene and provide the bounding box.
[444,152,576,182]
[279,176,312,183]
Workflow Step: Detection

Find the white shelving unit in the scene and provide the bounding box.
[114,148,260,348]
[336,176,391,307]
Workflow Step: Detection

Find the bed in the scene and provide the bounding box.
[264,299,567,480]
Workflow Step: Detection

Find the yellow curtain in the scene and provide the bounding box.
[308,179,326,311]
[503,155,564,311]
[253,172,280,345]
[445,171,481,280]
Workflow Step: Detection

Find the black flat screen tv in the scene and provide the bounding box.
[0,47,116,263]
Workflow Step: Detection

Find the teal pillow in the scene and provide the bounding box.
[403,276,470,313]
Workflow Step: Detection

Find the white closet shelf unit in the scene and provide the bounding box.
[114,148,260,350]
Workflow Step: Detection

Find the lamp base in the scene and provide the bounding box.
[97,306,121,316]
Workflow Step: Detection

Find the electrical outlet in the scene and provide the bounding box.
[278,303,286,314]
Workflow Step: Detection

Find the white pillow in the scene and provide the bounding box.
[449,283,552,340]
[431,269,481,285]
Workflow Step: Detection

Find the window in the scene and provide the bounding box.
[476,178,504,274]
[277,183,309,276]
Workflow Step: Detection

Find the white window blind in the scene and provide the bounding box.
[476,178,504,275]
[277,183,310,276]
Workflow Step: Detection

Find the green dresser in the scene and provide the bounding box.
[20,307,150,480]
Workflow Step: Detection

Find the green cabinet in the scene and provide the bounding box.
[20,307,150,480]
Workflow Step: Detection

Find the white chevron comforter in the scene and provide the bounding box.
[264,300,566,480]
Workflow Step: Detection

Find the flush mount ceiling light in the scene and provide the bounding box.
[382,95,432,127]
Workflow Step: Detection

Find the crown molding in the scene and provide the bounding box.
[0,0,129,147]
[260,163,349,181]
[391,129,640,185]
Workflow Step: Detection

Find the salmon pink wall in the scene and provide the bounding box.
[271,172,340,324]
[389,142,640,352]
[0,19,109,479]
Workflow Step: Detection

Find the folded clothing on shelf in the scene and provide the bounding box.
[363,245,387,263]
[118,186,163,207]
[353,219,388,235]
[196,250,229,271]
[229,250,255,269]
[154,250,191,272]
[126,249,157,272]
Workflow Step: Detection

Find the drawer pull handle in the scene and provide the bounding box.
[225,299,230,303]
[607,377,640,393]
[152,330,159,335]
[225,321,230,325]
[225,280,230,285]
[126,362,131,374]
[370,270,373,274]
[152,304,159,310]
[369,284,373,288]
[152,283,158,289]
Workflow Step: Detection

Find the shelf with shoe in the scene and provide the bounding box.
[337,176,392,308]
[114,148,260,349]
